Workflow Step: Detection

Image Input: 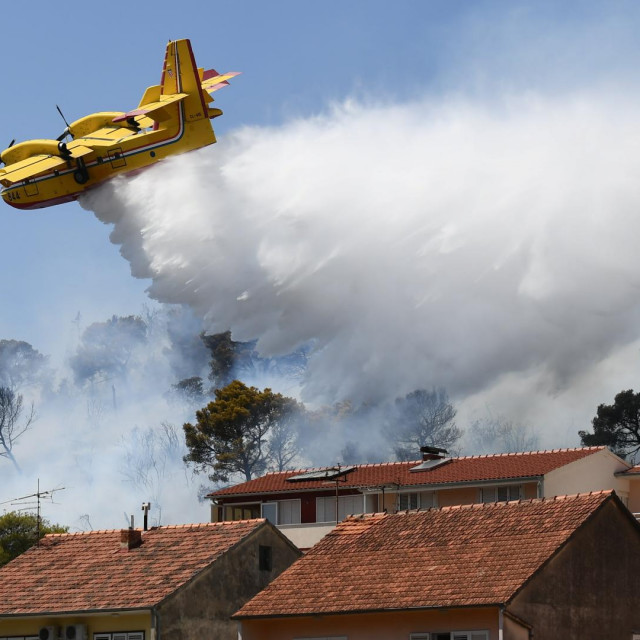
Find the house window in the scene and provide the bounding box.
[398,491,435,511]
[316,495,364,522]
[480,485,521,503]
[261,499,301,525]
[278,499,301,524]
[259,544,272,571]
[262,502,277,524]
[223,503,261,521]
[94,633,144,640]
[399,492,419,510]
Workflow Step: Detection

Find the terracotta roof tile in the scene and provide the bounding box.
[0,519,266,615]
[235,491,613,617]
[210,447,605,497]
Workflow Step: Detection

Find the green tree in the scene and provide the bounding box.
[579,389,640,458]
[183,380,303,482]
[389,388,462,460]
[0,511,67,566]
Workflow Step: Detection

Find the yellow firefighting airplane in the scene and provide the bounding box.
[0,39,239,209]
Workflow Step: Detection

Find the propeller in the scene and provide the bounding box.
[0,139,15,165]
[56,104,73,141]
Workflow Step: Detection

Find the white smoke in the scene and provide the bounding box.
[80,91,640,414]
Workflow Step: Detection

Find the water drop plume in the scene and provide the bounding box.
[80,93,640,405]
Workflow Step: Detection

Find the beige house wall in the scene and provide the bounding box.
[436,486,479,507]
[239,607,499,640]
[543,449,629,501]
[0,613,151,640]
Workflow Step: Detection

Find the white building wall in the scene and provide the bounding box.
[543,449,630,502]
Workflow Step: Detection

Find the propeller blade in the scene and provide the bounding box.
[56,104,71,128]
[8,139,15,148]
[56,105,74,140]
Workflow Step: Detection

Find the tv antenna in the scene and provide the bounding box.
[0,479,65,544]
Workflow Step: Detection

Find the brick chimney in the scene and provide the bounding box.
[120,529,142,550]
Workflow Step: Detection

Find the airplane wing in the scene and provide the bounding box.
[0,154,68,185]
[0,145,95,185]
[201,70,241,95]
[113,93,188,124]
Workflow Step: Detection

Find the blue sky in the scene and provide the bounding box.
[1,0,640,358]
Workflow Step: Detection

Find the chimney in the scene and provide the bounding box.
[420,445,448,461]
[120,528,142,550]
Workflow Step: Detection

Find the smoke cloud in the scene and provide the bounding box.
[80,92,640,415]
[6,90,640,530]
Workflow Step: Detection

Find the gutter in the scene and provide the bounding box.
[212,476,544,501]
[234,602,503,621]
[0,609,150,620]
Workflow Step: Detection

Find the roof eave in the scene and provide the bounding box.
[0,607,152,619]
[234,601,506,620]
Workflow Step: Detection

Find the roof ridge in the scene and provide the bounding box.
[452,446,604,461]
[45,519,266,538]
[317,446,603,470]
[152,518,265,529]
[267,447,605,474]
[416,489,614,514]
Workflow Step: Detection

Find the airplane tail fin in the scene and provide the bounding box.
[158,39,240,121]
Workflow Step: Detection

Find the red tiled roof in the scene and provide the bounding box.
[235,491,615,618]
[210,447,605,498]
[0,520,266,615]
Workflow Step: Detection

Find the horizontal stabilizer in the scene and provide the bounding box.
[113,93,188,123]
[202,71,241,95]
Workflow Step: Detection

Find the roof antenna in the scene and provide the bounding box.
[0,479,65,546]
